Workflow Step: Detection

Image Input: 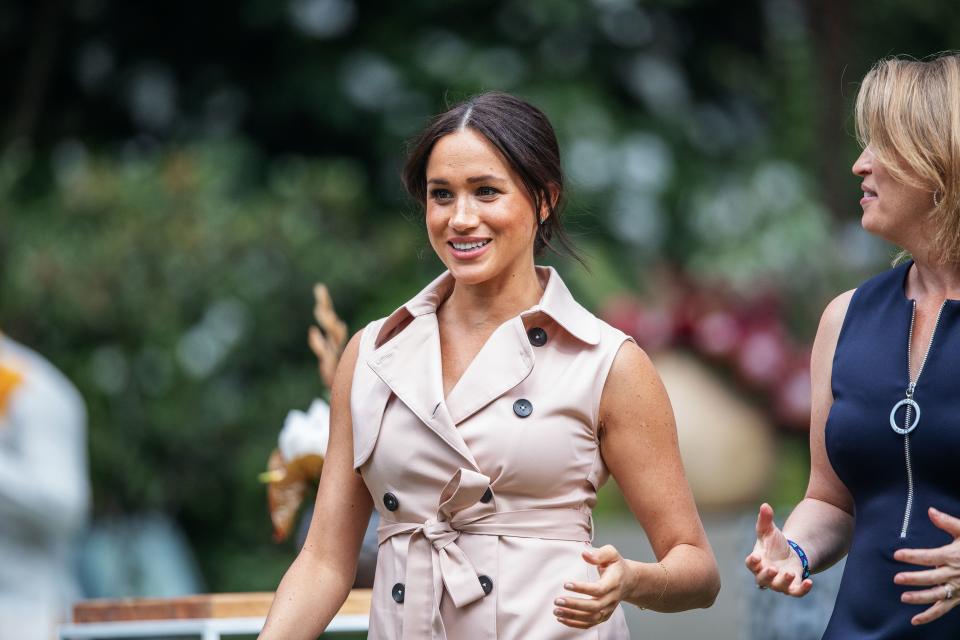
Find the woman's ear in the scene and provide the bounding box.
[539,183,560,223]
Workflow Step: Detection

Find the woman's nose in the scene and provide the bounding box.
[450,199,478,230]
[852,146,873,177]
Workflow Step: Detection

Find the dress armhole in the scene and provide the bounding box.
[829,288,860,402]
[590,332,637,437]
[586,332,636,492]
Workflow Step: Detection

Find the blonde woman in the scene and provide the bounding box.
[746,53,960,638]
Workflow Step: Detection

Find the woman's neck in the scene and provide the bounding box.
[907,253,960,301]
[441,263,544,329]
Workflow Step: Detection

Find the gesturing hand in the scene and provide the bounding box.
[554,545,630,629]
[745,503,813,597]
[894,507,960,626]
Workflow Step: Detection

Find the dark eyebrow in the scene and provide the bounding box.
[426,174,506,186]
[467,174,505,183]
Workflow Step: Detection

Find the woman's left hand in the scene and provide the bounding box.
[554,544,632,629]
[894,507,960,625]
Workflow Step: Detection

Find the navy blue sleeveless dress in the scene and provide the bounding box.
[824,261,960,638]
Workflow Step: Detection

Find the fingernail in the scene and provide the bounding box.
[555,599,565,606]
[564,582,573,590]
[554,609,562,616]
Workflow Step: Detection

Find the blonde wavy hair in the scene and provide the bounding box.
[855,52,960,264]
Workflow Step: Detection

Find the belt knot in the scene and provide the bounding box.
[422,517,458,550]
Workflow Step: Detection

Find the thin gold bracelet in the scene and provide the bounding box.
[639,561,669,610]
[656,561,669,601]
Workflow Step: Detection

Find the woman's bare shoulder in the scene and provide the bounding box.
[815,289,856,350]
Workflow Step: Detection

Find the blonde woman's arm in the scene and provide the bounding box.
[745,290,856,596]
[259,331,374,639]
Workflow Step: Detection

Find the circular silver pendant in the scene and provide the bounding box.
[889,398,921,435]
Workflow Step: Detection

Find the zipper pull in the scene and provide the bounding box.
[907,382,916,398]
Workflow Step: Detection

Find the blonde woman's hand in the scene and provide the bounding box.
[554,545,631,629]
[745,503,813,597]
[894,507,960,626]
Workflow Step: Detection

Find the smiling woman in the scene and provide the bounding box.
[402,92,582,268]
[258,91,719,640]
[420,129,543,287]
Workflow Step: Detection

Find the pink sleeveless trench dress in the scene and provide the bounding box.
[350,266,633,639]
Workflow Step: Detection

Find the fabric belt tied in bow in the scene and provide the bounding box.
[377,468,593,640]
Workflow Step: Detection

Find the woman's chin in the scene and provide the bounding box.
[446,260,495,285]
[860,211,888,240]
[450,270,494,286]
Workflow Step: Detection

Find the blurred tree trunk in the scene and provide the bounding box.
[6,0,65,143]
[804,0,851,220]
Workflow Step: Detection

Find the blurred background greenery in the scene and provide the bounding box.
[2,0,958,607]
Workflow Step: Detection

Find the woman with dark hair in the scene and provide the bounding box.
[260,92,719,639]
[746,53,960,638]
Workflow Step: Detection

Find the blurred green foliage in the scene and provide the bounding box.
[2,138,445,588]
[2,0,959,593]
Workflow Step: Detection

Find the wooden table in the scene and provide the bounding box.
[59,590,371,639]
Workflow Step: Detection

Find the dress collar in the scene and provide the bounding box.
[374,265,600,348]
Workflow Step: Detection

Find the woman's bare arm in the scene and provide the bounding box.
[782,289,857,569]
[746,290,856,595]
[599,340,721,611]
[258,330,374,639]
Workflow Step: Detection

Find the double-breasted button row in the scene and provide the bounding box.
[383,492,399,511]
[391,577,492,604]
[386,488,495,507]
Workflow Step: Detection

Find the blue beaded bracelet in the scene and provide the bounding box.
[786,539,811,580]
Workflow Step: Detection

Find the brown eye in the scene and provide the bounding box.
[477,186,500,197]
[430,188,453,202]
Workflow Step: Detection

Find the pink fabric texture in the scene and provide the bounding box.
[350,266,633,639]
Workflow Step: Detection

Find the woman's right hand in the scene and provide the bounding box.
[745,503,814,597]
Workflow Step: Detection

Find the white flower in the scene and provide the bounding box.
[278,398,330,461]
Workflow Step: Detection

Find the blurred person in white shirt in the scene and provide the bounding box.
[0,333,90,640]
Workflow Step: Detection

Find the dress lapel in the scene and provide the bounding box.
[444,316,534,425]
[368,313,480,471]
[443,266,600,424]
[367,265,600,458]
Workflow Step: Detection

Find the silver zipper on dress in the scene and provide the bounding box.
[899,299,947,539]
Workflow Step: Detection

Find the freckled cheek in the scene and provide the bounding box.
[483,202,537,240]
[424,208,449,244]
